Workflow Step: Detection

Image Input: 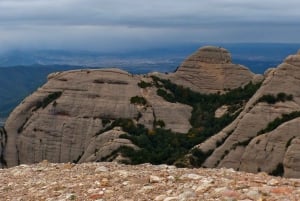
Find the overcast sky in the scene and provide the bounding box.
[0,0,300,52]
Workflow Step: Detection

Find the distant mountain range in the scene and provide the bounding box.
[0,43,299,118]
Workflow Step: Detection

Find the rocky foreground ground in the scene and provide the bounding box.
[1,162,300,201]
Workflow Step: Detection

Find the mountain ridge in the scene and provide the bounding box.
[2,45,300,178]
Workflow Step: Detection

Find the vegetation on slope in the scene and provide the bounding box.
[130,96,147,105]
[34,91,62,111]
[151,76,261,139]
[228,111,300,152]
[257,111,300,135]
[257,93,293,104]
[108,77,262,166]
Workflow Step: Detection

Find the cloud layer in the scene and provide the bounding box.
[0,0,299,51]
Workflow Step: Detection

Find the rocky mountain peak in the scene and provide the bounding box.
[188,46,232,64]
[164,45,262,93]
[284,51,300,67]
[190,49,300,178]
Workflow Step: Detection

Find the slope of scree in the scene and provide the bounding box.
[190,49,300,178]
[2,46,262,168]
[1,161,300,200]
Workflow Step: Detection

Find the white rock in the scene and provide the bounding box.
[180,173,202,180]
[150,175,163,183]
[246,189,261,200]
[178,190,196,200]
[95,166,109,173]
[163,197,178,201]
[155,195,167,201]
[267,178,279,186]
[167,176,175,181]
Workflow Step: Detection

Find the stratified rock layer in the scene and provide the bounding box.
[194,50,300,177]
[166,46,262,93]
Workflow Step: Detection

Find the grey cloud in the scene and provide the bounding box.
[0,0,299,51]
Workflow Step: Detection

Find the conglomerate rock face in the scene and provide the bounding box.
[193,50,300,178]
[166,46,262,93]
[3,68,192,167]
[2,46,262,168]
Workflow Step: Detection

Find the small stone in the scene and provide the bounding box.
[89,194,103,200]
[101,178,109,187]
[167,176,175,181]
[150,175,163,183]
[222,189,241,200]
[163,197,178,201]
[105,189,114,194]
[214,187,228,193]
[178,190,196,200]
[271,187,293,195]
[180,173,202,180]
[95,166,109,173]
[246,189,261,200]
[267,178,279,186]
[142,185,155,191]
[155,195,167,201]
[63,163,74,169]
[116,170,129,178]
[88,188,100,194]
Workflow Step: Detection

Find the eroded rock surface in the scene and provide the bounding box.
[3,69,192,167]
[3,46,263,168]
[164,46,262,93]
[193,49,300,177]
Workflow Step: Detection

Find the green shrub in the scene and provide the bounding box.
[130,96,147,105]
[96,77,261,166]
[190,148,214,166]
[258,111,300,135]
[270,163,284,177]
[138,81,152,88]
[156,89,175,103]
[257,93,293,104]
[102,119,111,127]
[34,91,62,111]
[149,76,261,166]
[285,137,295,149]
[154,119,166,128]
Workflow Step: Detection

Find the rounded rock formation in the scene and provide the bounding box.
[190,46,231,64]
[192,49,300,178]
[164,46,261,94]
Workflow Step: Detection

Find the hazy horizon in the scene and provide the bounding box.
[1,1,300,53]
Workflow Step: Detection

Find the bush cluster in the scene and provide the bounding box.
[138,81,152,88]
[107,77,262,167]
[100,118,197,165]
[34,91,62,111]
[270,163,284,177]
[257,111,300,135]
[130,96,147,105]
[257,93,293,104]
